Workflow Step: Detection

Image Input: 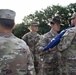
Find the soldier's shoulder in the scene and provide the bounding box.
[66,26,76,32]
[23,32,31,36]
[22,32,31,39]
[0,35,30,51]
[69,26,76,33]
[43,31,52,38]
[63,27,76,36]
[16,37,28,45]
[43,32,48,36]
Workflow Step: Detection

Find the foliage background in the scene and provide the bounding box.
[13,3,76,38]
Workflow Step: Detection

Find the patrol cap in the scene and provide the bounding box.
[30,22,39,26]
[70,12,76,20]
[0,9,16,20]
[50,16,61,25]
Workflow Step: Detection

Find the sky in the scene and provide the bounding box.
[0,0,76,24]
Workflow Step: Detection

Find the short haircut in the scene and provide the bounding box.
[30,22,38,26]
[0,18,14,29]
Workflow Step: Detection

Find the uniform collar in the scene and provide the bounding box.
[50,30,58,37]
[0,33,13,37]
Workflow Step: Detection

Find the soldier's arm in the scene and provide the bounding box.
[35,35,48,52]
[57,29,76,51]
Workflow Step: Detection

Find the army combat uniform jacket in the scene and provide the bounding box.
[0,33,35,75]
[36,30,61,75]
[22,32,40,75]
[58,27,76,75]
[22,32,40,54]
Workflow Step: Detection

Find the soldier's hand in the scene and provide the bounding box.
[49,46,56,51]
[35,47,44,53]
[38,47,44,52]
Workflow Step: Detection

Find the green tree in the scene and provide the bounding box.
[13,3,76,38]
[13,23,29,38]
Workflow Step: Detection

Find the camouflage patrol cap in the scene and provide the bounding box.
[50,16,61,25]
[0,9,16,20]
[70,12,76,20]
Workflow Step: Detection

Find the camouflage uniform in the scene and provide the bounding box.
[0,33,35,75]
[58,27,76,75]
[22,32,40,75]
[36,30,61,75]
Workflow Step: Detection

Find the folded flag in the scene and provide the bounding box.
[43,25,74,51]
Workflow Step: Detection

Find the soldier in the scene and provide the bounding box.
[57,12,76,75]
[0,9,35,75]
[36,16,62,75]
[22,22,41,75]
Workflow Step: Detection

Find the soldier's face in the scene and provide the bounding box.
[31,25,38,32]
[52,23,60,32]
[71,18,76,26]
